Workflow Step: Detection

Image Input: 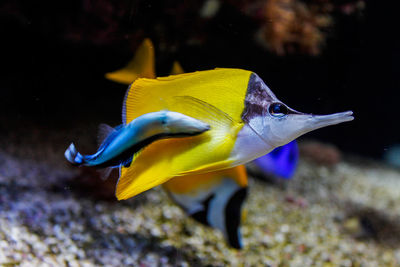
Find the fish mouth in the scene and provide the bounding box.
[309,111,354,130]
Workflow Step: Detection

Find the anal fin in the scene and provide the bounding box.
[98,167,114,180]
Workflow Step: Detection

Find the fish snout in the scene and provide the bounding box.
[308,111,354,130]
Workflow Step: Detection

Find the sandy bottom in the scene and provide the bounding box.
[1,119,399,266]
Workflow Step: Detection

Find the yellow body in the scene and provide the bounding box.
[104,38,252,200]
[105,38,155,84]
[117,68,252,199]
[162,165,248,194]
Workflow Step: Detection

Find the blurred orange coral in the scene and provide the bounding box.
[257,0,333,55]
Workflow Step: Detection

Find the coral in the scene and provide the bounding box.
[257,0,333,55]
[1,0,365,57]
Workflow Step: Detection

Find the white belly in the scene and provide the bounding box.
[229,123,274,166]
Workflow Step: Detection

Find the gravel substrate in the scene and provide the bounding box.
[1,120,399,266]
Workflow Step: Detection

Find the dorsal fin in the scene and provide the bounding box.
[122,68,252,125]
[105,38,156,85]
[170,61,184,75]
[97,123,116,148]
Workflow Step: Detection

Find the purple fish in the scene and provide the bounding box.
[253,140,299,179]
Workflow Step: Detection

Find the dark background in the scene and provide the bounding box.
[0,0,398,159]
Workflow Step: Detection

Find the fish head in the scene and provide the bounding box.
[236,73,354,161]
[251,102,354,147]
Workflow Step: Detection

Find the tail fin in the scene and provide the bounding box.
[64,143,85,166]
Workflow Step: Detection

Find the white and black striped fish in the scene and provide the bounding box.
[163,165,248,249]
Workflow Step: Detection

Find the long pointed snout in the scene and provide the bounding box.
[308,111,354,131]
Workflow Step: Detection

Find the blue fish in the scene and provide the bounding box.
[65,111,210,168]
[253,140,299,179]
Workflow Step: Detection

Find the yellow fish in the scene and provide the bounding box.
[170,61,185,75]
[106,42,250,248]
[117,68,354,200]
[104,38,185,83]
[104,40,351,250]
[163,58,249,248]
[105,38,155,84]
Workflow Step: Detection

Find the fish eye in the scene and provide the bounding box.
[269,103,288,118]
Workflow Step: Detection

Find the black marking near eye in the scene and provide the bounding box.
[242,73,302,122]
[242,73,275,123]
